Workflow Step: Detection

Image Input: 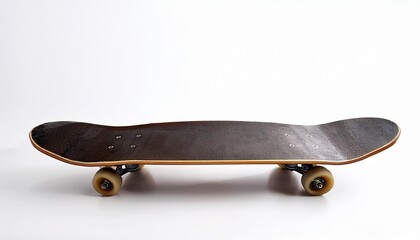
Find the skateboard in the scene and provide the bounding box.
[30,117,400,196]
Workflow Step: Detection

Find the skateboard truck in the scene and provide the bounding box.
[115,164,142,176]
[283,164,312,174]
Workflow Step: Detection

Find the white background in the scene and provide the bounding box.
[1,0,419,239]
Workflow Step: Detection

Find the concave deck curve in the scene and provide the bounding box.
[30,118,400,167]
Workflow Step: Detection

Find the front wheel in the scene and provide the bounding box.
[92,167,122,196]
[301,166,334,196]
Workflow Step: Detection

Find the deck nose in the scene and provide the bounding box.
[31,122,72,142]
[30,121,79,154]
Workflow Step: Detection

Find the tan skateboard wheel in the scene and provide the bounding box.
[92,167,122,196]
[301,166,334,196]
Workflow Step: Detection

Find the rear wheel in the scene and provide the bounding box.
[301,166,334,196]
[92,167,122,196]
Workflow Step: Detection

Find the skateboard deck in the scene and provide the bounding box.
[30,117,400,196]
